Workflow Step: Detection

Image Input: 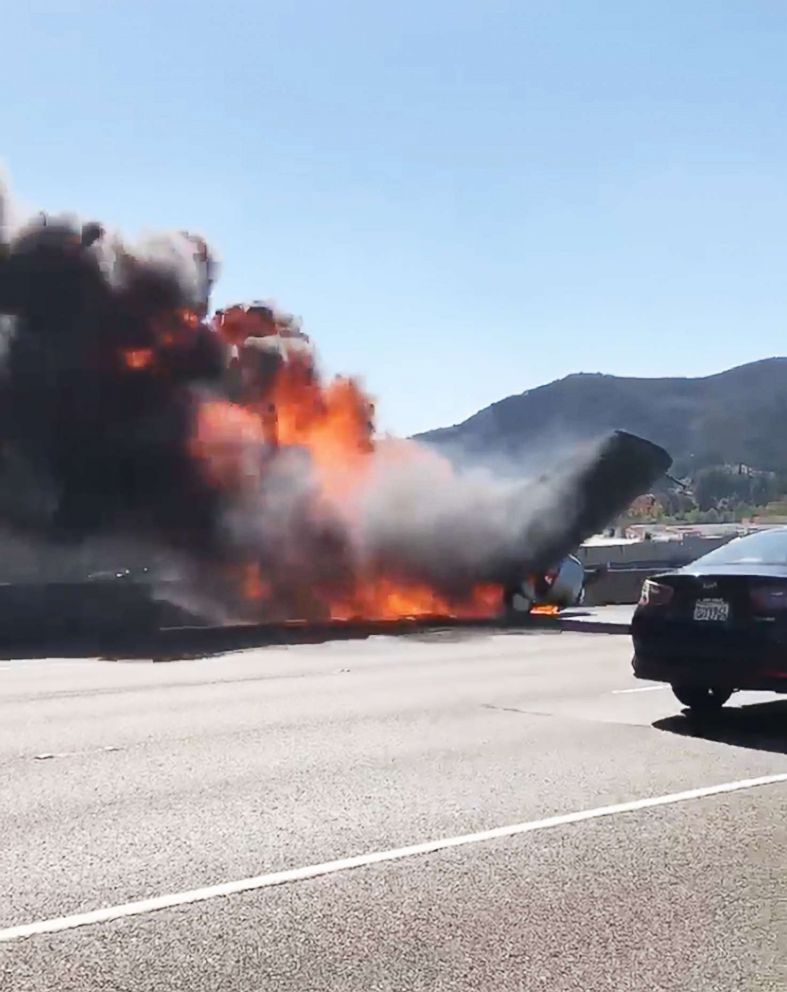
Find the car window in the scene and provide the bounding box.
[693,529,787,567]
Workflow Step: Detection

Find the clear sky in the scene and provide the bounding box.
[3,1,786,435]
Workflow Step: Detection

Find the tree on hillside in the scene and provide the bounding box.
[693,466,780,513]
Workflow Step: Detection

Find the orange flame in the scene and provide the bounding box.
[329,580,502,621]
[272,362,374,500]
[190,303,508,622]
[240,562,271,601]
[122,348,154,370]
[191,399,265,490]
[178,307,200,330]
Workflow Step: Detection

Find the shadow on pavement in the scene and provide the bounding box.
[653,699,787,756]
[0,613,575,662]
[0,603,635,661]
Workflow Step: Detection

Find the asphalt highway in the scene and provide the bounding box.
[0,627,785,990]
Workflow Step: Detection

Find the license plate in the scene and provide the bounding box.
[693,598,729,622]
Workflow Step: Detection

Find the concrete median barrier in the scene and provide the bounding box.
[583,567,658,607]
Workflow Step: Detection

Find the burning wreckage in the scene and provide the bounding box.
[0,196,671,641]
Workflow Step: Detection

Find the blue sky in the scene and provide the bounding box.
[3,1,786,434]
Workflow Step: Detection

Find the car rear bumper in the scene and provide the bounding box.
[632,628,787,691]
[632,653,787,692]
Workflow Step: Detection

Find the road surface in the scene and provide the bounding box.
[0,629,785,990]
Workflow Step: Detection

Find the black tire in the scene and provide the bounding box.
[671,684,732,712]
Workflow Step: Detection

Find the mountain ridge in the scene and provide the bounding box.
[416,357,787,477]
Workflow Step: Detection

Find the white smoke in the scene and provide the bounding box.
[207,427,591,609]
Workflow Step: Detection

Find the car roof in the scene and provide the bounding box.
[674,526,787,576]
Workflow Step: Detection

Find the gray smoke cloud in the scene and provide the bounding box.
[345,441,570,588]
[208,421,668,621]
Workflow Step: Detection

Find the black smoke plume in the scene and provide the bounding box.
[0,199,225,548]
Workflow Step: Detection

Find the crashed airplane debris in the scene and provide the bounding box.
[0,182,671,637]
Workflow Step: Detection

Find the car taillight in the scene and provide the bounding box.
[750,584,787,612]
[639,579,673,607]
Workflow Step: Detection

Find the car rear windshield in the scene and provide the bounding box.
[693,529,787,567]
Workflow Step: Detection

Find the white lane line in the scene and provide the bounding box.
[34,746,121,761]
[612,684,669,694]
[0,661,96,671]
[1,771,785,944]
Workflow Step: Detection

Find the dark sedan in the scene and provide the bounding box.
[631,527,787,711]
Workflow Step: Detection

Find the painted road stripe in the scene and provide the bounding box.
[612,684,669,694]
[1,771,785,943]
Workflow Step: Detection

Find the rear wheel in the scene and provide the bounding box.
[671,684,732,713]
